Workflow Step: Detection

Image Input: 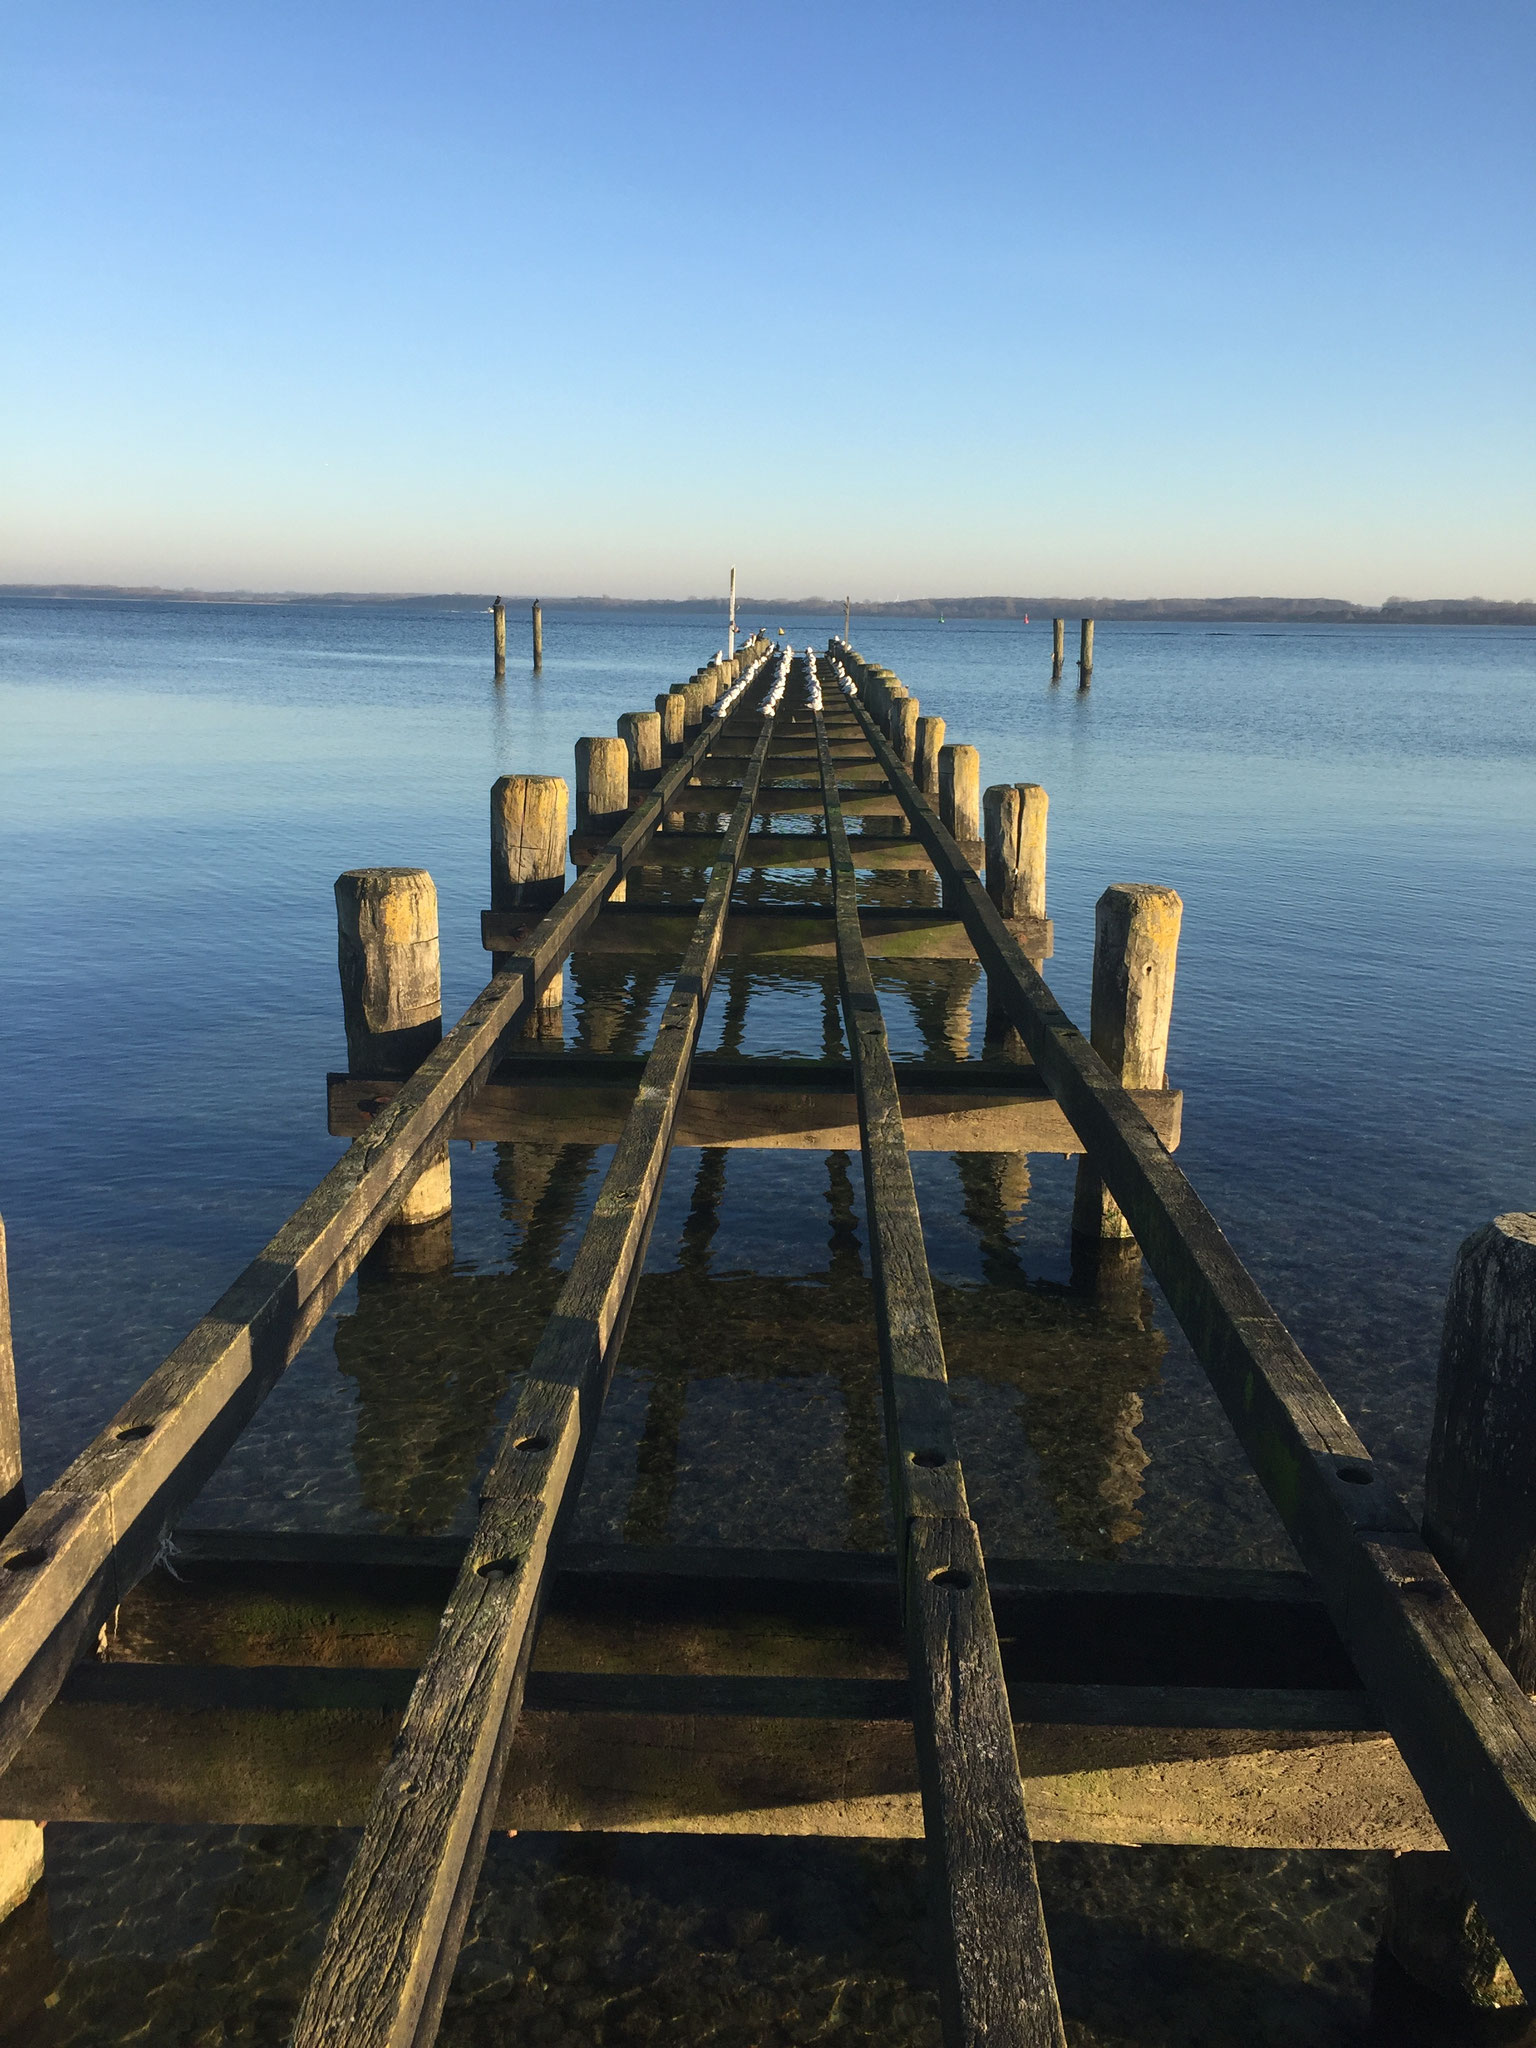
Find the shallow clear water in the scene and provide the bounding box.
[3,599,1535,2042]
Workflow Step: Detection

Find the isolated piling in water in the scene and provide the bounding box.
[1383,1212,1536,2011]
[532,600,544,669]
[1052,618,1065,678]
[938,743,981,845]
[491,775,568,1025]
[335,868,452,1246]
[0,1215,22,1537]
[891,696,919,767]
[914,714,945,796]
[492,596,506,679]
[1079,618,1094,681]
[1072,884,1182,1242]
[618,710,661,774]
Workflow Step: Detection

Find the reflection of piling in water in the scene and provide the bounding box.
[336,866,452,1272]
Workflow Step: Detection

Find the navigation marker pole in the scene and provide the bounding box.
[728,565,737,657]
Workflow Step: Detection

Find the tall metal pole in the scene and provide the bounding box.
[728,566,737,658]
[844,595,850,641]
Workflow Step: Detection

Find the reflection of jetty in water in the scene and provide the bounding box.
[331,951,1164,1558]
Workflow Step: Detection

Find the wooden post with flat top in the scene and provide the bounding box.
[1052,618,1064,680]
[335,868,452,1270]
[492,596,506,679]
[1078,618,1094,683]
[891,695,919,768]
[983,783,1048,1058]
[1072,884,1181,1244]
[491,775,569,1035]
[1381,1213,1536,2019]
[575,736,630,902]
[532,600,543,670]
[914,714,945,797]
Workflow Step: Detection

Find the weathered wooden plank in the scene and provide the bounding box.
[0,1664,1439,1850]
[481,901,1050,962]
[571,830,984,870]
[326,1061,1178,1153]
[292,716,780,2048]
[671,784,905,815]
[813,689,1066,2048]
[838,654,1536,1992]
[0,689,745,1786]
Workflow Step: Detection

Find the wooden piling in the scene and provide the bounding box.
[1079,618,1094,681]
[618,710,662,776]
[938,744,981,845]
[1052,618,1064,679]
[983,784,1048,923]
[682,680,707,730]
[492,596,506,679]
[335,869,452,1257]
[576,736,631,902]
[532,600,543,669]
[1072,884,1182,1242]
[914,714,945,797]
[1383,1213,1536,2013]
[0,1215,22,1538]
[491,775,569,1032]
[891,695,919,768]
[656,692,686,757]
[983,784,1048,1057]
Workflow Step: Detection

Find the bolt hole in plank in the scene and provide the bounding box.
[116,1422,157,1442]
[928,1567,973,1590]
[514,1435,550,1453]
[1336,1463,1374,1484]
[4,1548,48,1571]
[476,1557,521,1580]
[911,1448,948,1468]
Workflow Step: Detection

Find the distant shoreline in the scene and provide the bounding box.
[3,585,1533,626]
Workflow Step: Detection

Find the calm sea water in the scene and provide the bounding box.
[3,599,1532,1514]
[3,598,1535,2044]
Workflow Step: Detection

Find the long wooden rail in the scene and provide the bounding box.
[812,671,1066,2046]
[830,637,1536,1990]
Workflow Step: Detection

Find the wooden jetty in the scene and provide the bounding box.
[3,636,1536,2040]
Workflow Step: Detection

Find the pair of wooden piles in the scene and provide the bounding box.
[2,637,1536,2041]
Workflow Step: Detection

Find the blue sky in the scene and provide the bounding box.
[3,1,1532,598]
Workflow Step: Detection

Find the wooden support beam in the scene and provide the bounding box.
[481,902,1052,963]
[292,721,780,2048]
[327,1054,1178,1153]
[571,829,984,869]
[0,1658,1443,1853]
[839,673,1536,1998]
[668,784,905,815]
[813,688,1067,2048]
